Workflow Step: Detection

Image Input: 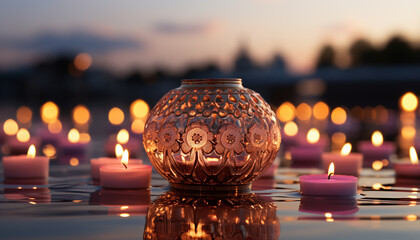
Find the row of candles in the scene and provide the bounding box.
[3,144,152,188]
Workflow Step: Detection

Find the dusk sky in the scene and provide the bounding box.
[1,0,420,74]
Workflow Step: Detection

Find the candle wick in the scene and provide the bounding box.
[328,173,333,180]
[122,162,128,169]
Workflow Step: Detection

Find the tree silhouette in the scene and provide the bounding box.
[316,45,336,68]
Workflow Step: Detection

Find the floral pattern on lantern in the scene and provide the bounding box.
[156,123,180,175]
[144,121,158,153]
[215,123,244,175]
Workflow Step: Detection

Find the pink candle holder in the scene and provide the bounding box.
[358,141,395,168]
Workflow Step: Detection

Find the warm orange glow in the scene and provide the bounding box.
[42,144,56,158]
[16,128,30,142]
[371,131,383,147]
[313,101,329,120]
[410,147,419,165]
[307,128,320,144]
[328,162,335,177]
[401,92,418,111]
[108,107,125,125]
[74,53,92,71]
[276,102,295,122]
[130,99,149,119]
[121,149,129,168]
[119,213,130,218]
[284,121,298,136]
[131,119,145,134]
[3,119,19,136]
[117,129,130,144]
[27,144,36,158]
[115,144,124,158]
[331,132,346,146]
[296,103,312,121]
[372,160,384,171]
[406,214,417,221]
[331,107,347,125]
[68,128,80,143]
[41,101,59,123]
[69,158,79,166]
[401,126,416,139]
[17,106,32,123]
[340,143,352,156]
[73,105,90,125]
[186,223,208,238]
[48,120,62,134]
[120,206,129,210]
[206,157,220,162]
[372,183,382,190]
[325,213,332,218]
[79,133,91,143]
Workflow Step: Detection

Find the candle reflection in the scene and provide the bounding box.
[4,186,51,204]
[89,188,151,216]
[144,191,280,240]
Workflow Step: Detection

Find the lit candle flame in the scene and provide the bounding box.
[121,149,129,169]
[371,131,383,147]
[68,128,80,143]
[27,144,36,158]
[340,143,352,156]
[307,128,320,144]
[410,146,419,165]
[115,144,124,158]
[328,162,335,179]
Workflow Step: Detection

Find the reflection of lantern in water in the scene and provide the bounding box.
[144,191,280,240]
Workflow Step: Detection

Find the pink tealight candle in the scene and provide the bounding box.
[322,143,363,176]
[300,163,358,196]
[3,145,49,179]
[291,128,325,168]
[58,128,89,165]
[358,131,395,168]
[394,147,420,178]
[100,150,151,189]
[91,144,143,180]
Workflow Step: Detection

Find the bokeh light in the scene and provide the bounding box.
[276,102,295,122]
[69,157,80,166]
[284,121,298,137]
[74,53,92,71]
[117,129,130,144]
[109,107,125,125]
[16,128,30,142]
[313,101,329,120]
[307,128,320,144]
[41,101,59,124]
[68,128,80,143]
[3,119,19,136]
[16,106,32,123]
[401,92,418,111]
[48,120,62,134]
[73,105,90,125]
[331,107,347,125]
[131,119,145,134]
[130,99,149,119]
[296,103,312,121]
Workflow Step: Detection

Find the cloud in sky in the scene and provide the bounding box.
[153,21,223,35]
[1,31,143,54]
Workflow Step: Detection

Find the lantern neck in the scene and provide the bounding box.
[181,79,243,89]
